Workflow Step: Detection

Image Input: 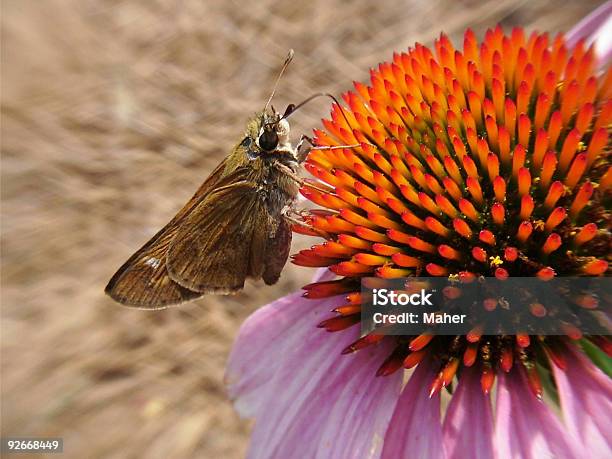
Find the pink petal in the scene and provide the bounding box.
[551,346,612,459]
[565,1,612,66]
[313,267,337,283]
[443,367,494,459]
[381,358,446,459]
[225,267,336,417]
[225,290,328,417]
[250,338,402,459]
[227,281,403,458]
[495,369,583,459]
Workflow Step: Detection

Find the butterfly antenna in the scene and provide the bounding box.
[264,49,294,112]
[282,92,353,129]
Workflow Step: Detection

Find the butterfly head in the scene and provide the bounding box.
[240,108,293,159]
[258,107,293,151]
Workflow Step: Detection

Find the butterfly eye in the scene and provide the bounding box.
[258,129,279,151]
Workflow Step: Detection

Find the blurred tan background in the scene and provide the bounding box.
[1,0,605,457]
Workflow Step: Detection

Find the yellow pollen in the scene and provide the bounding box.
[489,256,503,267]
[533,220,545,231]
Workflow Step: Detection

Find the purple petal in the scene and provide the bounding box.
[443,367,494,459]
[225,267,335,417]
[313,266,336,283]
[254,338,402,459]
[495,369,583,459]
[313,344,402,459]
[381,358,446,459]
[225,290,328,417]
[565,1,612,66]
[227,289,402,458]
[551,346,612,458]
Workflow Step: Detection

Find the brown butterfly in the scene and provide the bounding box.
[105,51,357,309]
[106,52,306,308]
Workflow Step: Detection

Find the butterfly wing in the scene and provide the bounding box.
[166,178,271,294]
[105,158,230,308]
[104,230,200,308]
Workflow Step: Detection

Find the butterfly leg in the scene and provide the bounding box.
[272,160,333,195]
[295,135,311,163]
[282,206,330,239]
[296,135,364,163]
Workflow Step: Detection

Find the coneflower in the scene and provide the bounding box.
[296,23,610,395]
[227,5,611,459]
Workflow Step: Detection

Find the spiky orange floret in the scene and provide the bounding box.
[295,26,611,396]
